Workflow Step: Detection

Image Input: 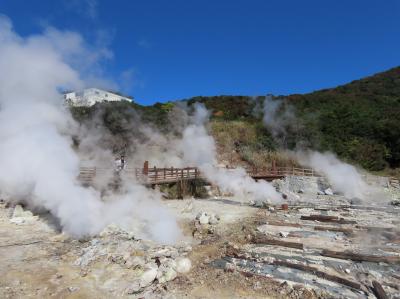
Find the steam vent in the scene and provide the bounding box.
[1,3,400,299]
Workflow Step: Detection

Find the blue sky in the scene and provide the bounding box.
[1,0,400,105]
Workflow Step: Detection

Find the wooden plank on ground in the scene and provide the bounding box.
[372,280,389,299]
[225,246,362,291]
[301,215,356,224]
[321,249,400,264]
[272,259,362,290]
[314,226,354,235]
[252,235,304,250]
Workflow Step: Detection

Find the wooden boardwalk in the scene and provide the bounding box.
[78,161,320,186]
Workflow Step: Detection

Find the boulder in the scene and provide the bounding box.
[12,205,34,218]
[157,267,177,283]
[324,188,334,195]
[139,268,158,288]
[208,214,219,225]
[10,205,38,225]
[199,214,210,225]
[174,257,192,274]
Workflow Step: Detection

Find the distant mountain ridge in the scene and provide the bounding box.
[71,66,400,173]
[181,66,400,171]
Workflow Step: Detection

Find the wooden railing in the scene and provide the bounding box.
[246,166,319,177]
[78,162,322,186]
[134,166,202,184]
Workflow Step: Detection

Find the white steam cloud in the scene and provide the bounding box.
[179,104,281,203]
[261,97,378,202]
[0,16,180,243]
[297,151,370,199]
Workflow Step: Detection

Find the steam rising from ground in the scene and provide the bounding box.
[82,100,281,203]
[180,104,280,203]
[0,16,180,243]
[296,151,370,199]
[262,97,379,202]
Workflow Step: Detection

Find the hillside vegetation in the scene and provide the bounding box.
[71,66,400,173]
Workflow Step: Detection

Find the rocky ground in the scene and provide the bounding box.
[1,176,400,299]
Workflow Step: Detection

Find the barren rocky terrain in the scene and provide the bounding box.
[1,176,399,299]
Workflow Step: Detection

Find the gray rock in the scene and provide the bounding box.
[195,212,205,220]
[157,267,177,283]
[279,231,289,238]
[139,268,158,288]
[390,199,400,206]
[126,281,141,294]
[208,215,219,225]
[125,256,146,269]
[350,197,363,205]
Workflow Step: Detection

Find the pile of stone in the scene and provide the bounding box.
[195,212,220,225]
[74,223,192,295]
[273,176,336,200]
[9,205,39,225]
[317,187,334,196]
[193,212,220,239]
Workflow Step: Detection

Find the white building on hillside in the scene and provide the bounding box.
[64,88,132,106]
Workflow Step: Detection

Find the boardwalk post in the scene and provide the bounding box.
[164,168,166,179]
[154,166,157,182]
[143,161,149,176]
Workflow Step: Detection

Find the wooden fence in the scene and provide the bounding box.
[135,166,202,184]
[78,162,322,186]
[245,166,319,177]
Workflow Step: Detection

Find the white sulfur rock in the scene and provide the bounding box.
[139,268,158,288]
[10,205,38,225]
[199,214,210,225]
[157,267,177,283]
[174,257,192,273]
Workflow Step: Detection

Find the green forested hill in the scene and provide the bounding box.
[287,66,400,171]
[71,66,400,172]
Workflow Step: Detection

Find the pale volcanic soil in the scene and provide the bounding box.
[1,180,400,299]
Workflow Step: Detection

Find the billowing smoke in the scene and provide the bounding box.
[80,100,280,203]
[296,151,370,199]
[261,97,376,201]
[179,103,281,203]
[0,16,180,243]
[261,96,297,148]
